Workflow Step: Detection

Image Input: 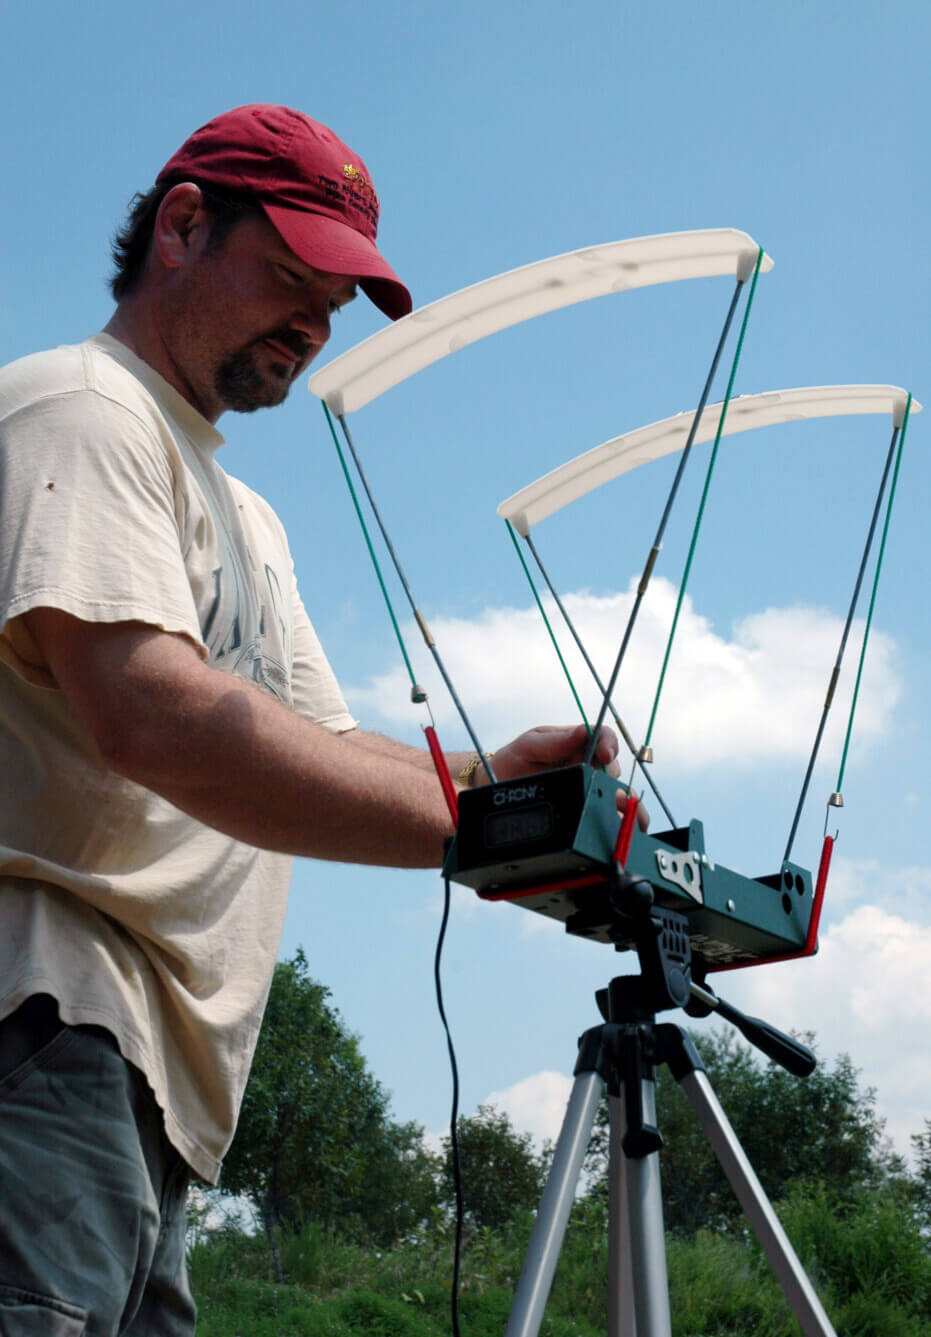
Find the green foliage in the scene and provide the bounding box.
[585,1027,899,1236]
[199,959,931,1334]
[773,1179,931,1326]
[439,1103,545,1231]
[666,1229,803,1336]
[189,1211,604,1336]
[544,1196,609,1322]
[217,950,440,1263]
[911,1119,931,1233]
[189,1175,931,1337]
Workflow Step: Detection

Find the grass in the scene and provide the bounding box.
[189,1184,931,1336]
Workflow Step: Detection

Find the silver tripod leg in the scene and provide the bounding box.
[680,1069,836,1337]
[607,1084,672,1337]
[505,1070,603,1337]
[505,1021,836,1337]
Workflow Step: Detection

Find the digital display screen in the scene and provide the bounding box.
[484,803,555,849]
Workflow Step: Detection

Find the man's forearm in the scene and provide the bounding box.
[25,610,633,869]
[152,711,488,861]
[25,610,455,867]
[342,728,476,786]
[124,678,457,866]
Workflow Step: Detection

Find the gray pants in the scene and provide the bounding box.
[0,995,196,1336]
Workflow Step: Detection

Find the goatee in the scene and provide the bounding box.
[214,347,289,413]
[214,332,309,413]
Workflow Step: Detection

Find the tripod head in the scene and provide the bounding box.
[589,872,816,1079]
[594,872,692,1022]
[572,878,815,1167]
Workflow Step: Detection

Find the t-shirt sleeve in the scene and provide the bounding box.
[289,571,358,733]
[0,388,204,686]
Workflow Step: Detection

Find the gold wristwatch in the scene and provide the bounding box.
[456,752,494,787]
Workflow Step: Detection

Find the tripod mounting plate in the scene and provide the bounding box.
[443,764,814,969]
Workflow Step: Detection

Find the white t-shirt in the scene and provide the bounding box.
[0,334,357,1183]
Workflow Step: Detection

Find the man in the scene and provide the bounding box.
[0,105,625,1333]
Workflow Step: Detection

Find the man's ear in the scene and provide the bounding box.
[152,183,210,272]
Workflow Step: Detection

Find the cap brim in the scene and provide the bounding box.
[261,201,412,321]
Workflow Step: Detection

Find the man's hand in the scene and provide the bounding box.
[487,723,619,781]
[476,723,649,830]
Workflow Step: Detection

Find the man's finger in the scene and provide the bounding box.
[618,789,651,832]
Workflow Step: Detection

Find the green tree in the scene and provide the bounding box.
[348,1114,441,1246]
[584,1027,899,1236]
[441,1103,545,1231]
[910,1118,931,1233]
[218,949,439,1277]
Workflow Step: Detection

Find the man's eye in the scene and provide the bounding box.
[277,265,304,285]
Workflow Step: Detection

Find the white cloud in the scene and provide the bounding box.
[724,896,931,1158]
[483,1070,574,1151]
[821,855,931,923]
[345,580,901,773]
[421,1072,574,1158]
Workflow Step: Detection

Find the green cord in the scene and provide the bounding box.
[642,245,765,750]
[505,520,593,737]
[322,402,419,689]
[835,393,912,792]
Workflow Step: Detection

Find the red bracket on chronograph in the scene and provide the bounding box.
[614,792,640,869]
[425,725,460,826]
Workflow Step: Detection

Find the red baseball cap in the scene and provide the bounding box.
[157,104,412,321]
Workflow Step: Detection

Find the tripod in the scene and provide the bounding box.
[505,877,838,1337]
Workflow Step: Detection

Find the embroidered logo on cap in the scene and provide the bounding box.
[342,163,379,214]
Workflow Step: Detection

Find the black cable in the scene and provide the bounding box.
[435,872,463,1337]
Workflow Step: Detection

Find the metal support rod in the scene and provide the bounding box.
[782,421,900,863]
[607,1091,636,1337]
[832,396,911,797]
[336,413,496,784]
[583,276,746,767]
[680,1069,836,1336]
[608,1083,672,1337]
[524,532,676,827]
[506,997,837,1337]
[505,1070,604,1337]
[640,249,764,757]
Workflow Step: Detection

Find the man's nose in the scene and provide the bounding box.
[289,302,331,347]
[290,278,336,345]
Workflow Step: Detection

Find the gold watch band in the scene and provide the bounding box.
[456,752,494,787]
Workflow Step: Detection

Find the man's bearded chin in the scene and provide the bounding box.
[215,334,308,414]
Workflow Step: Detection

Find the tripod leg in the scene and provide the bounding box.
[608,1094,636,1337]
[680,1068,837,1337]
[608,1082,672,1337]
[506,1069,603,1337]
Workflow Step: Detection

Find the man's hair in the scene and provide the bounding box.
[109,182,265,300]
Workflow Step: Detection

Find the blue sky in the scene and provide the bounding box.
[2,1,929,1161]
